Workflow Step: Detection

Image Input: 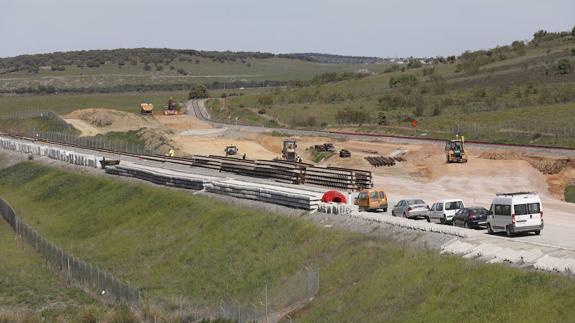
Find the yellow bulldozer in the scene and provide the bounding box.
[445,135,467,163]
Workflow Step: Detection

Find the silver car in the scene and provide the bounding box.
[392,199,429,219]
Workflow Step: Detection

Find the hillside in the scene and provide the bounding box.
[0,48,390,94]
[2,162,575,321]
[213,28,575,147]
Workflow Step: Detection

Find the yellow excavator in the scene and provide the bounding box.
[445,135,467,163]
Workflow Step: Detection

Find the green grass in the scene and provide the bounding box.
[210,36,575,148]
[308,149,335,163]
[0,57,391,92]
[0,91,189,116]
[565,185,575,203]
[1,162,575,321]
[0,210,102,321]
[0,115,76,135]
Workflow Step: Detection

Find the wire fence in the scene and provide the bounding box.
[162,267,320,322]
[0,110,73,133]
[0,197,140,306]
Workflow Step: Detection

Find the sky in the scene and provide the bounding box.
[0,0,573,58]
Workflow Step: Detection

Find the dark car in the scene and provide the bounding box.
[452,207,488,229]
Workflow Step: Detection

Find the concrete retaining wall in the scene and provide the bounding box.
[0,137,100,168]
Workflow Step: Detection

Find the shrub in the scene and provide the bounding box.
[258,95,274,106]
[188,84,209,99]
[557,59,572,75]
[422,67,435,76]
[335,109,369,125]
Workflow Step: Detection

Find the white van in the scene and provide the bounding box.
[427,199,465,224]
[486,192,543,237]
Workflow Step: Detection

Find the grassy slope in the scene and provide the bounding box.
[1,163,575,321]
[0,57,390,91]
[218,36,575,146]
[0,212,102,321]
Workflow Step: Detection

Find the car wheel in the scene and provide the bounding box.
[392,211,396,217]
[487,223,494,234]
[506,226,514,237]
[426,216,430,223]
[383,208,387,213]
[534,230,541,236]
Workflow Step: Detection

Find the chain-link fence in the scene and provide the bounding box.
[0,197,140,305]
[164,267,320,322]
[0,110,73,133]
[32,130,153,155]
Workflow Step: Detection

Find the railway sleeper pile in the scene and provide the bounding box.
[365,156,406,167]
[0,137,100,168]
[105,164,207,190]
[105,163,322,210]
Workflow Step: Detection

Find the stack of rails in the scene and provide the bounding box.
[142,154,373,191]
[364,156,406,167]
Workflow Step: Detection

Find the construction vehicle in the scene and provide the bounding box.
[282,139,300,162]
[314,143,336,152]
[339,149,351,158]
[140,103,154,115]
[163,96,179,115]
[445,135,467,163]
[225,145,238,156]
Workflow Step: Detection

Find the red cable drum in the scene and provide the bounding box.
[321,191,347,204]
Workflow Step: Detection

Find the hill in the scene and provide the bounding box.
[0,48,390,94]
[212,28,575,147]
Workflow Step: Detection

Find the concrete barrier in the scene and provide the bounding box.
[0,137,100,168]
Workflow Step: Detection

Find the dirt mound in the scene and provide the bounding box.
[65,109,161,134]
[479,151,523,160]
[137,128,175,155]
[480,151,569,175]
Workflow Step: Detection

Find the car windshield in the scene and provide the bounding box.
[357,192,368,200]
[470,208,487,215]
[445,201,463,210]
[408,199,425,205]
[514,203,541,215]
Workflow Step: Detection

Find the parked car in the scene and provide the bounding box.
[452,207,489,229]
[392,199,429,219]
[427,199,465,224]
[355,188,388,212]
[486,192,543,237]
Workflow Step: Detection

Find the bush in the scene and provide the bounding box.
[557,59,572,75]
[413,105,425,117]
[335,109,369,125]
[432,104,443,116]
[422,67,435,76]
[258,95,273,106]
[188,84,209,99]
[389,74,418,88]
[258,108,266,114]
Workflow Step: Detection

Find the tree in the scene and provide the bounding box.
[188,84,209,99]
[572,26,575,36]
[557,59,572,75]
